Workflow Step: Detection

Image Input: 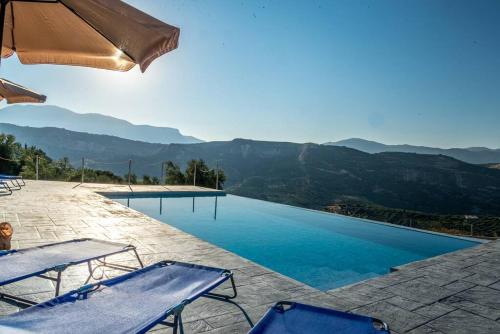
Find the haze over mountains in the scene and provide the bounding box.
[2,123,500,216]
[325,138,500,164]
[2,105,498,165]
[0,105,203,145]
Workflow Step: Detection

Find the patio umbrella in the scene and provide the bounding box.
[0,78,46,104]
[0,0,180,72]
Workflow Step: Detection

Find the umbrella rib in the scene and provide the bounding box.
[57,0,137,64]
[9,1,14,50]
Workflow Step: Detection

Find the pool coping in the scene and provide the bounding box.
[100,190,226,198]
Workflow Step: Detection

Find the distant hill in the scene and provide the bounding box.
[325,138,500,164]
[2,123,500,216]
[0,123,164,162]
[0,105,203,144]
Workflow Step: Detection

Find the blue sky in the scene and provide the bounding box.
[2,0,500,148]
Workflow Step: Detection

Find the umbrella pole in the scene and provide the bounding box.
[0,0,6,68]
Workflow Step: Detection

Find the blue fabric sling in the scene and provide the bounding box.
[249,301,390,334]
[0,261,232,334]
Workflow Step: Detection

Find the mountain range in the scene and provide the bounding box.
[0,105,202,144]
[325,138,500,164]
[2,123,500,216]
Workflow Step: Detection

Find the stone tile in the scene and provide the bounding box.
[414,302,455,318]
[365,271,422,289]
[0,301,20,315]
[203,322,248,334]
[441,279,476,293]
[0,277,54,297]
[294,292,360,311]
[427,309,500,334]
[233,283,291,308]
[204,304,268,330]
[384,278,455,304]
[407,325,445,334]
[353,301,430,333]
[441,295,500,321]
[463,272,500,286]
[489,280,500,291]
[385,296,425,311]
[453,286,500,310]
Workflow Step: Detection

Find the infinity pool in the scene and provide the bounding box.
[109,194,479,291]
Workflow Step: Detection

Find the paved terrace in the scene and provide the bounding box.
[1,180,500,334]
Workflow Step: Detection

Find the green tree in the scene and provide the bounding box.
[185,159,226,189]
[0,134,22,174]
[123,173,137,184]
[165,161,185,185]
[142,174,159,185]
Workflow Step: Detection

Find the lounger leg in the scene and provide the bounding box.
[3,183,12,194]
[55,271,62,296]
[133,248,144,268]
[173,315,179,334]
[85,261,93,284]
[179,314,184,334]
[173,314,184,334]
[203,275,254,327]
[8,180,21,190]
[206,275,237,299]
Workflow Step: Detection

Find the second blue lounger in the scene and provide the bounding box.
[249,301,390,334]
[0,261,239,334]
[0,174,25,187]
[0,238,143,306]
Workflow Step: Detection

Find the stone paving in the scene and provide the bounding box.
[1,180,500,333]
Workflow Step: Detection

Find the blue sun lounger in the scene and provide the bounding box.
[0,174,25,186]
[0,261,241,334]
[0,175,23,190]
[0,238,143,307]
[249,301,390,334]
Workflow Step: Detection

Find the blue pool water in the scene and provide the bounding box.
[109,194,479,291]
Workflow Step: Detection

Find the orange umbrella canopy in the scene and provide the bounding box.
[0,78,46,104]
[0,0,180,72]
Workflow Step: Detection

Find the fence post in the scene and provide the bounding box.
[35,155,39,181]
[193,162,197,187]
[127,159,132,185]
[161,161,165,185]
[81,157,85,184]
[215,162,219,190]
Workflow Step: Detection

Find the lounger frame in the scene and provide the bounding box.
[0,177,22,190]
[7,260,251,334]
[0,180,12,195]
[138,260,244,334]
[0,238,144,307]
